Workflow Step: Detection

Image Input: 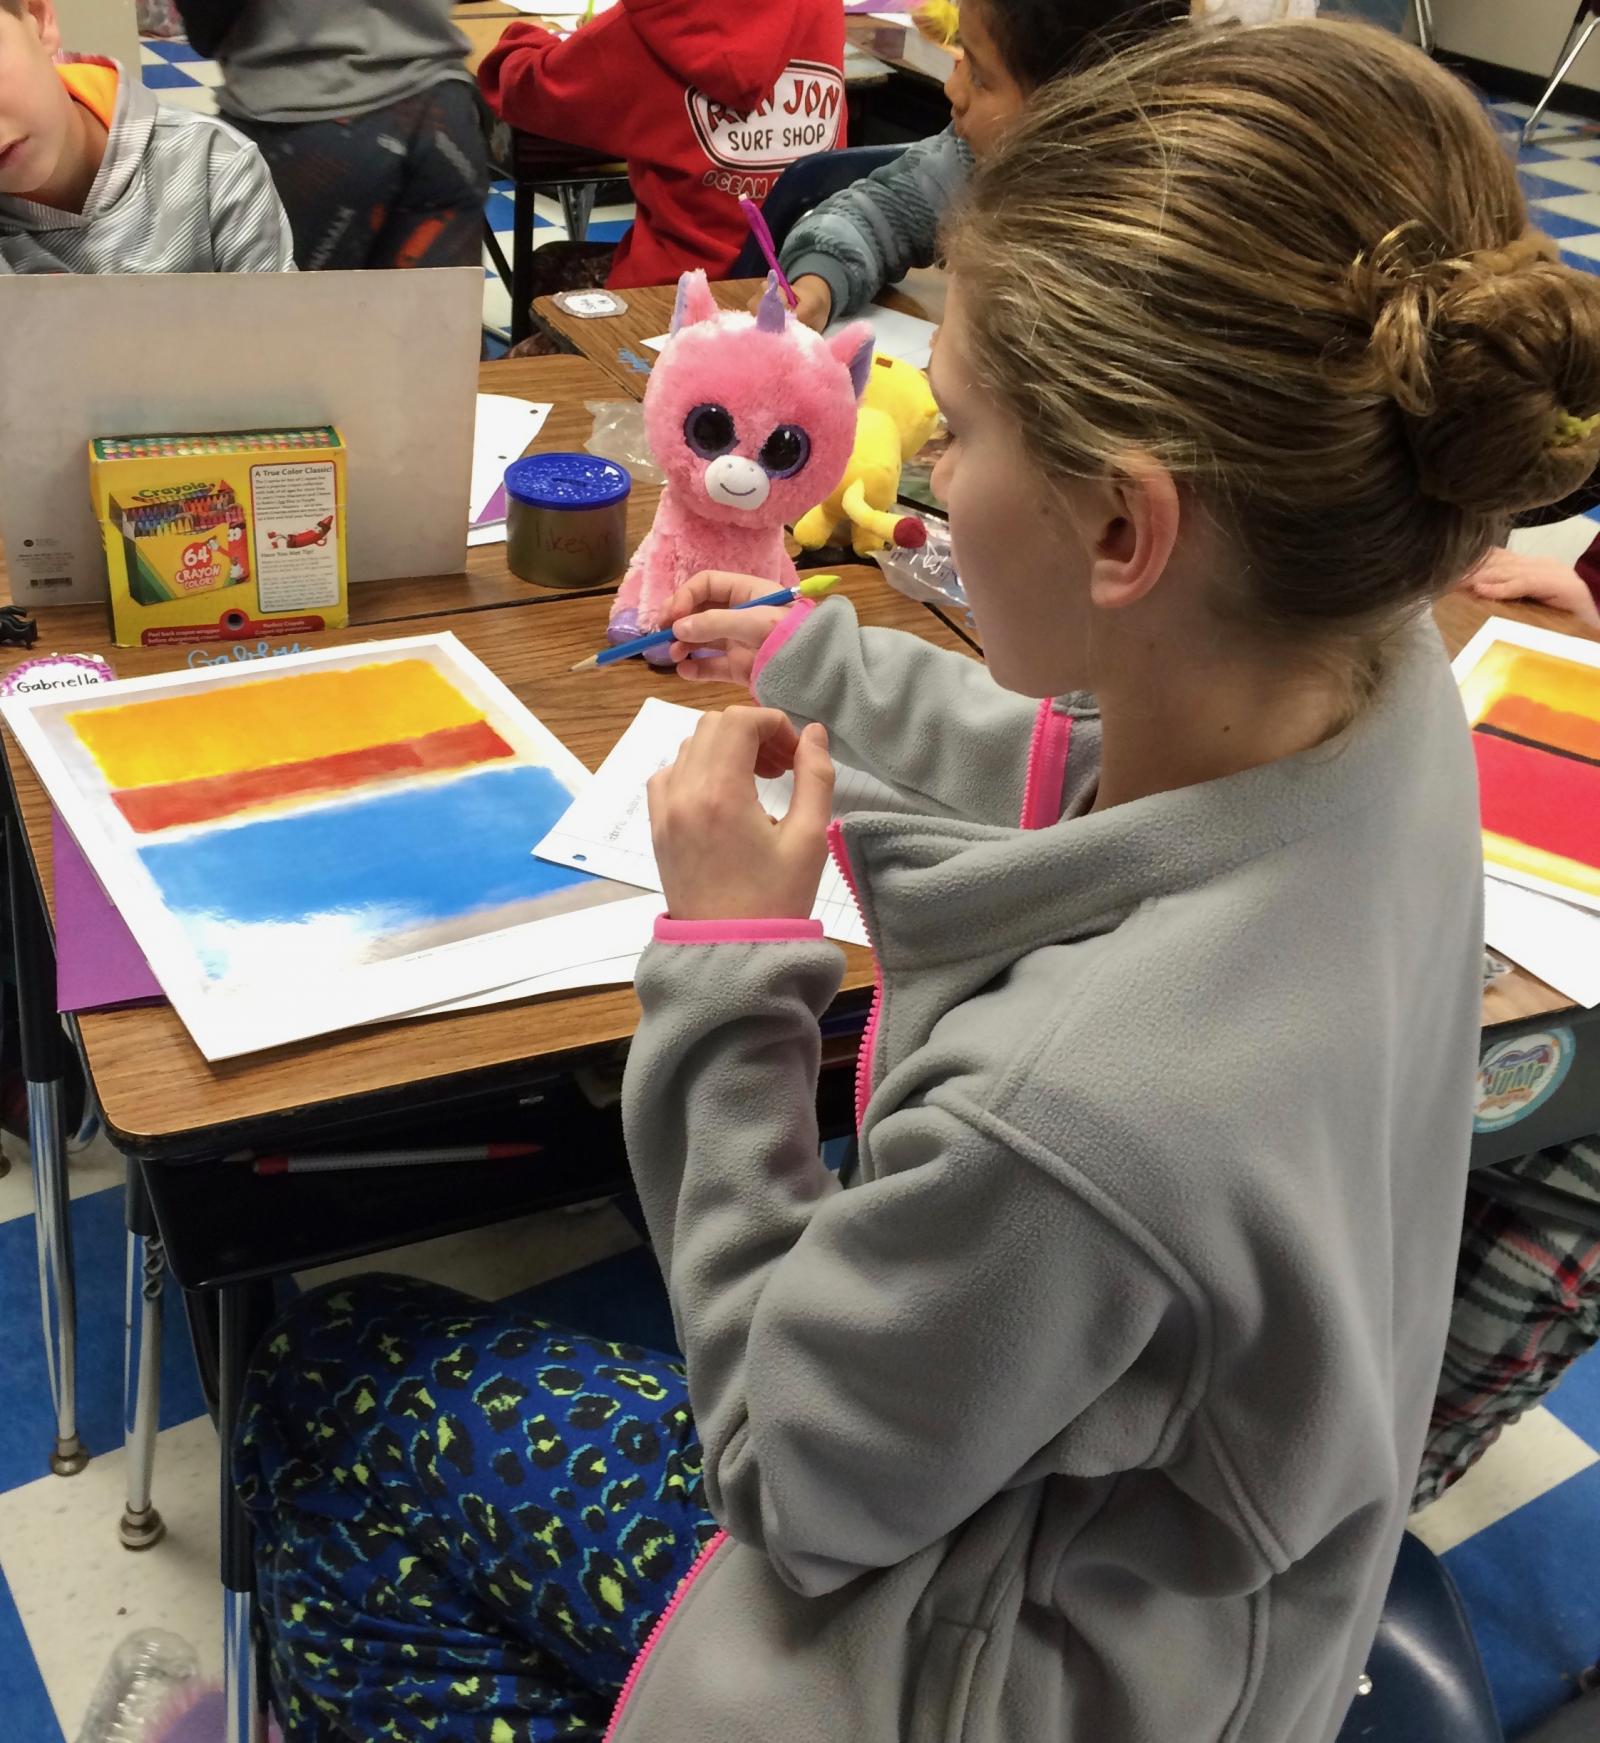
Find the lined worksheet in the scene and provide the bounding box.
[534,696,918,946]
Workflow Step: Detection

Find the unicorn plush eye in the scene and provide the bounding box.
[685,404,737,459]
[759,425,811,479]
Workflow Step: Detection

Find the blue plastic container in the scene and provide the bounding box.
[503,453,632,589]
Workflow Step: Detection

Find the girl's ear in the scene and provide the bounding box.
[669,270,719,336]
[827,324,875,400]
[30,0,63,56]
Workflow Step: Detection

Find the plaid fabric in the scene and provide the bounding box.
[1415,1138,1600,1509]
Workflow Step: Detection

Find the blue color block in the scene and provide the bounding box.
[1445,1462,1600,1734]
[0,1185,208,1496]
[505,1247,679,1356]
[485,191,516,232]
[0,1559,63,1743]
[139,61,203,90]
[584,219,633,246]
[146,38,208,63]
[138,764,592,938]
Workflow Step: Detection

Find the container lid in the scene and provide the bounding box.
[504,452,631,510]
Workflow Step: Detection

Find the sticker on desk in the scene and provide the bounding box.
[1473,1027,1576,1133]
[552,290,629,319]
[0,653,113,698]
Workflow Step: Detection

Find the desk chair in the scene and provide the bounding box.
[729,144,909,280]
[1335,1533,1502,1743]
[1523,3,1600,145]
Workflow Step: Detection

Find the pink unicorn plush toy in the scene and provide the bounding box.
[607,270,874,659]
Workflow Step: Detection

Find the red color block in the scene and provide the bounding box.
[1473,729,1600,872]
[112,719,515,833]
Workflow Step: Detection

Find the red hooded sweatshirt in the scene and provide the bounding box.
[478,0,845,289]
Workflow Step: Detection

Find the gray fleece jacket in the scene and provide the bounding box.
[779,126,971,319]
[0,59,291,274]
[616,596,1483,1742]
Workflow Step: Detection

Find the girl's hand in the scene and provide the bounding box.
[659,570,790,685]
[648,708,834,923]
[1467,547,1600,627]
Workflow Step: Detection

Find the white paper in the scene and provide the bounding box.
[3,635,656,1059]
[534,696,920,946]
[1483,877,1600,1009]
[467,523,508,547]
[472,394,551,524]
[643,303,936,369]
[421,947,643,1013]
[1452,614,1600,916]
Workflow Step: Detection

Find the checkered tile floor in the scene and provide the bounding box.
[1,52,1596,1743]
[138,37,637,340]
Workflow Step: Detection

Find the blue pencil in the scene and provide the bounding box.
[571,574,841,671]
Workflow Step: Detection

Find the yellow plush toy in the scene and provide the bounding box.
[793,354,941,556]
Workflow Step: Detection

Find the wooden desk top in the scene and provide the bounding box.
[0,355,655,629]
[534,277,947,399]
[7,571,969,1157]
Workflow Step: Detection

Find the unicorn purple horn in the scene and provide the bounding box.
[755,272,789,334]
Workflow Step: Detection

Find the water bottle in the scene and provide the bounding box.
[75,1630,199,1743]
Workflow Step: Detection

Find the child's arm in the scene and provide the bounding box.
[206,135,296,272]
[624,935,1184,1594]
[777,130,973,324]
[1466,545,1600,626]
[477,15,642,155]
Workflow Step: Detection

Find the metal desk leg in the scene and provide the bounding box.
[219,1282,273,1743]
[558,181,597,244]
[8,818,86,1476]
[120,1163,166,1550]
[511,176,537,347]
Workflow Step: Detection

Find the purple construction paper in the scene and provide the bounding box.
[475,482,508,527]
[52,811,164,1013]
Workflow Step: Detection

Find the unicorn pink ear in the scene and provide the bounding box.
[826,322,875,400]
[669,270,719,336]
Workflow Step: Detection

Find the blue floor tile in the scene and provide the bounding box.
[1521,171,1590,204]
[1446,1463,1600,1735]
[139,61,203,90]
[1527,206,1600,240]
[1544,1344,1600,1448]
[584,219,632,246]
[0,1185,209,1496]
[0,1559,63,1743]
[145,37,206,63]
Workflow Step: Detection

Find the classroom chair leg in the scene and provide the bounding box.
[1523,3,1600,146]
[120,1164,166,1550]
[8,818,87,1476]
[218,1281,274,1743]
[559,182,598,244]
[511,178,537,347]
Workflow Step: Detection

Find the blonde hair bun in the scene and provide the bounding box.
[1351,226,1600,514]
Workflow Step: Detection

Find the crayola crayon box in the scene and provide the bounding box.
[89,426,348,647]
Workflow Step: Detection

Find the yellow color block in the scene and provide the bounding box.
[68,660,481,789]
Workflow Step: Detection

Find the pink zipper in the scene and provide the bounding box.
[603,1528,729,1741]
[828,820,881,1131]
[1019,702,1072,831]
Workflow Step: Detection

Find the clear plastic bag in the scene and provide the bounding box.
[585,402,665,487]
[871,517,968,617]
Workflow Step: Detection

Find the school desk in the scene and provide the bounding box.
[533,273,949,397]
[0,566,967,1741]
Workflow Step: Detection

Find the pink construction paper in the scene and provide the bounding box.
[52,811,164,1013]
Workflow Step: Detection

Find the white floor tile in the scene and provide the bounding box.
[0,1126,125,1228]
[1529,136,1600,158]
[483,269,514,336]
[185,62,228,88]
[156,86,219,115]
[1555,228,1600,263]
[1528,190,1600,225]
[1410,1406,1600,1557]
[1517,154,1600,192]
[293,1199,641,1302]
[0,1416,223,1738]
[137,44,164,66]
